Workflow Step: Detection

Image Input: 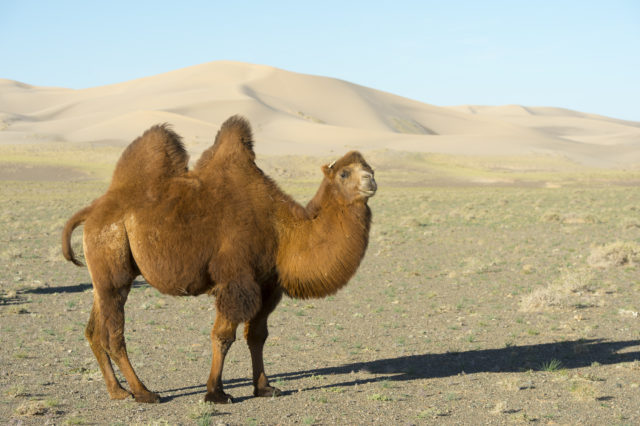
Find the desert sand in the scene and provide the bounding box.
[1,60,639,167]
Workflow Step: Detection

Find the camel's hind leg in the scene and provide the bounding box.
[85,304,131,400]
[244,282,283,398]
[91,284,160,403]
[84,222,159,403]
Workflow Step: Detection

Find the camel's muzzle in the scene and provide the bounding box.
[360,173,377,197]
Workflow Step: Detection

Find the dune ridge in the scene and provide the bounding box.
[1,61,639,167]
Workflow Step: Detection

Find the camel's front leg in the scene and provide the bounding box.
[244,284,283,398]
[205,314,238,403]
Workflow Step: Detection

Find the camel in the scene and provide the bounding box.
[62,115,376,403]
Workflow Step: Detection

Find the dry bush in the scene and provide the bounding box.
[520,268,595,312]
[14,400,48,416]
[587,241,640,268]
[540,212,600,224]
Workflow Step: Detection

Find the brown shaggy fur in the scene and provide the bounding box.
[62,115,376,404]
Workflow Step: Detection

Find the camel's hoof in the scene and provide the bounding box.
[108,387,133,400]
[254,386,282,398]
[204,391,234,404]
[134,391,161,403]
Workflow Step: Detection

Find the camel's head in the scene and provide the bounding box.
[322,151,377,204]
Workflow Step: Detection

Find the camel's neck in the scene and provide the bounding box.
[275,181,371,299]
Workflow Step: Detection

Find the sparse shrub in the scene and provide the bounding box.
[588,241,640,268]
[520,268,595,312]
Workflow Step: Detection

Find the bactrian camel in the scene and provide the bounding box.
[62,115,377,403]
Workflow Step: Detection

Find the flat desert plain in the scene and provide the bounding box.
[1,62,640,424]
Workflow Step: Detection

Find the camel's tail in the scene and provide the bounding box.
[62,205,92,267]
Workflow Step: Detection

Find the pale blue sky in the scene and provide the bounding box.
[2,1,639,121]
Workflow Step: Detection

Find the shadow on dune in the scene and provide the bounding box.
[160,338,640,402]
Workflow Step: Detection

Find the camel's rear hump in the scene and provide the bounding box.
[110,124,189,191]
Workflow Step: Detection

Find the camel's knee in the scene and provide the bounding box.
[211,325,236,355]
[85,311,105,349]
[213,332,236,353]
[100,324,127,356]
[86,319,125,356]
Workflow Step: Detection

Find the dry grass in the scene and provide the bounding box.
[588,241,640,268]
[520,268,595,312]
[14,400,49,416]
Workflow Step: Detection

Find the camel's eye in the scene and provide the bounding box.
[340,169,350,179]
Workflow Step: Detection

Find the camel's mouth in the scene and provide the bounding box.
[359,176,377,198]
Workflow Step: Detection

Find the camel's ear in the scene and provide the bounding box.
[322,160,336,177]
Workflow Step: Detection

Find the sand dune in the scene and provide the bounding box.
[1,61,639,166]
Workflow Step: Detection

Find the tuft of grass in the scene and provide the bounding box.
[189,401,218,426]
[539,359,563,372]
[368,393,392,401]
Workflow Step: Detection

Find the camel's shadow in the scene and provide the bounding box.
[1,281,148,307]
[161,338,640,402]
[20,280,148,295]
[269,339,640,391]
